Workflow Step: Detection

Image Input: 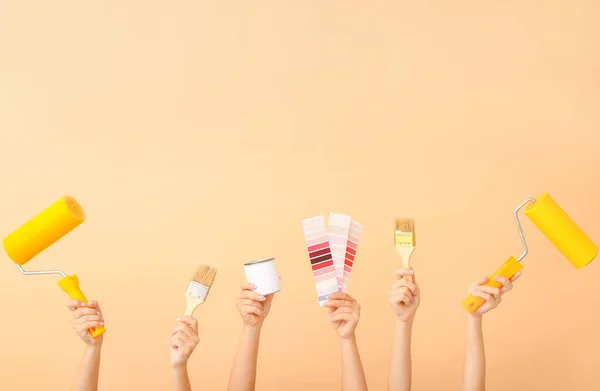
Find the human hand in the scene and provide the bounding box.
[66,300,105,346]
[323,292,361,340]
[170,316,200,369]
[468,271,522,316]
[236,283,274,329]
[390,268,420,323]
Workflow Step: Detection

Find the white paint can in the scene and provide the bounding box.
[244,257,281,296]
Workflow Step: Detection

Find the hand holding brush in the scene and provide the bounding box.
[388,269,420,391]
[389,268,420,324]
[170,265,216,391]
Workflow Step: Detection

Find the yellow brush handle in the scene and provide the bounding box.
[461,256,523,313]
[57,275,106,338]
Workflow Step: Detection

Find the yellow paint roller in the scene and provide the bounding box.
[3,196,106,338]
[462,192,598,313]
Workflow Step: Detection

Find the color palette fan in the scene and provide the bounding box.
[302,214,363,305]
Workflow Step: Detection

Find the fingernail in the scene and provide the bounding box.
[251,284,257,289]
[258,296,266,301]
[494,276,501,281]
[176,317,181,321]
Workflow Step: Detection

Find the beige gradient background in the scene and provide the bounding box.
[1,1,599,390]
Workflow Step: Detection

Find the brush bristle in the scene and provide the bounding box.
[395,218,416,246]
[191,264,217,288]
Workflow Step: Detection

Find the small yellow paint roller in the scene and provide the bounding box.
[462,192,598,313]
[3,196,106,338]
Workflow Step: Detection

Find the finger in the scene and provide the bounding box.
[240,290,266,302]
[176,316,199,333]
[66,300,84,311]
[471,290,493,302]
[237,299,262,310]
[73,308,102,318]
[170,326,191,339]
[330,306,359,317]
[73,307,101,318]
[330,312,358,324]
[173,338,186,349]
[390,293,412,306]
[509,271,522,282]
[390,292,414,306]
[392,279,418,295]
[390,291,413,303]
[78,320,104,331]
[391,280,408,290]
[86,301,102,313]
[172,323,196,339]
[173,331,196,345]
[75,314,104,325]
[241,282,257,291]
[327,292,356,302]
[395,268,414,278]
[244,306,264,318]
[472,276,489,287]
[494,276,513,293]
[390,287,414,302]
[475,286,501,296]
[322,299,356,309]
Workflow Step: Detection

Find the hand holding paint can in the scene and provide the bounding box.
[243,258,281,296]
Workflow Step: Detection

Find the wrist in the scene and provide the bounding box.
[243,324,263,335]
[85,342,102,354]
[171,363,188,373]
[339,333,357,343]
[467,312,483,322]
[395,316,414,326]
[467,312,483,330]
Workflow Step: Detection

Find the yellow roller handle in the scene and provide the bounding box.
[57,275,106,338]
[462,256,523,313]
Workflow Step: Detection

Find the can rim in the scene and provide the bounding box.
[244,257,275,266]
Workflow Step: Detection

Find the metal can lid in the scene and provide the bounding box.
[244,257,275,266]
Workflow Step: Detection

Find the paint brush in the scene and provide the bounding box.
[184,264,217,317]
[395,218,416,280]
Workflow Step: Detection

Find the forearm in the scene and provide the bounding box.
[172,366,192,391]
[463,314,485,391]
[340,335,368,391]
[388,320,412,391]
[72,345,101,391]
[227,326,261,391]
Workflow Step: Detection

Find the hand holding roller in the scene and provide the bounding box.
[462,193,598,313]
[3,196,106,338]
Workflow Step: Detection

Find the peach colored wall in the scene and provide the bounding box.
[1,1,599,390]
